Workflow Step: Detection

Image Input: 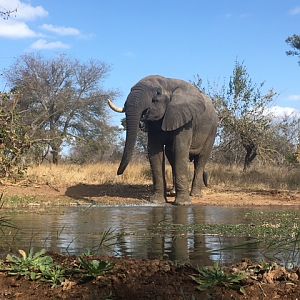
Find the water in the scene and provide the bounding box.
[0,205,296,266]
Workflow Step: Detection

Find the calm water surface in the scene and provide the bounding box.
[0,205,296,266]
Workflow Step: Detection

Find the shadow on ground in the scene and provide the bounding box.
[65,183,151,201]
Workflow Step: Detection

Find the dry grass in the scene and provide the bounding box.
[27,163,152,186]
[27,162,300,191]
[208,163,300,190]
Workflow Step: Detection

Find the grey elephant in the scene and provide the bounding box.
[108,75,218,205]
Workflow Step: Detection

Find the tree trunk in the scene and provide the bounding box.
[50,144,60,164]
[243,143,257,171]
[241,133,257,171]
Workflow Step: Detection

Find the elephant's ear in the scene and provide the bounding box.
[161,89,206,131]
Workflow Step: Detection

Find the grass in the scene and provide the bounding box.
[26,162,300,191]
[27,162,152,186]
[2,195,41,207]
[209,163,300,190]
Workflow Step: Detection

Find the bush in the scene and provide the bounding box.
[0,93,31,179]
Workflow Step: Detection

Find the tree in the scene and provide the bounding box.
[4,53,118,164]
[198,61,277,170]
[69,123,122,163]
[286,34,300,64]
[285,34,300,162]
[0,8,17,20]
[272,113,300,164]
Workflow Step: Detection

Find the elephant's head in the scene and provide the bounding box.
[108,75,205,175]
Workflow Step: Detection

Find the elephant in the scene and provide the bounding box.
[108,75,218,205]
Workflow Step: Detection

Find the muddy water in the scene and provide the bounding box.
[0,206,293,265]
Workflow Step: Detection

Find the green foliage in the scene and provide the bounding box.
[286,34,300,63]
[76,229,119,278]
[3,246,115,287]
[40,264,65,287]
[196,61,278,169]
[78,256,114,278]
[96,228,119,252]
[6,249,52,277]
[0,93,32,178]
[80,228,120,256]
[190,263,246,294]
[86,228,122,256]
[220,62,276,169]
[5,248,65,287]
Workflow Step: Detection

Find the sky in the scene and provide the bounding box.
[0,0,299,127]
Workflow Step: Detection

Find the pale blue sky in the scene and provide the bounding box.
[0,0,299,126]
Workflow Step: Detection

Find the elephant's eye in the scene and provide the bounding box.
[156,88,162,95]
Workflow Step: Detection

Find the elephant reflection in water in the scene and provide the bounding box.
[149,207,212,265]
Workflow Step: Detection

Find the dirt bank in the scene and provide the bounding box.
[0,254,300,300]
[0,183,299,207]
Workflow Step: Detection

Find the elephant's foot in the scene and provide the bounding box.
[149,193,167,205]
[190,188,203,197]
[173,193,191,206]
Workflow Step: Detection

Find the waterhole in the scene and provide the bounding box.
[1,205,299,266]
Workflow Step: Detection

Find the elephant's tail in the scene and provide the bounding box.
[203,171,209,187]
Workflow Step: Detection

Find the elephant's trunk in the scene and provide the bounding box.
[117,90,147,175]
[117,112,140,175]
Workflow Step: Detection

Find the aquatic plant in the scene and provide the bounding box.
[5,248,65,287]
[190,263,246,294]
[78,255,114,278]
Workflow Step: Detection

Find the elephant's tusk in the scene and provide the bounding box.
[107,99,125,113]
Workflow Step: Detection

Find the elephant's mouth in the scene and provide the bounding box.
[139,108,149,132]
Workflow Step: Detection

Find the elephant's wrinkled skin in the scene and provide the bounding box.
[109,75,218,205]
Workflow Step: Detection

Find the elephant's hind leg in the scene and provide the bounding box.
[190,155,206,197]
[191,126,216,197]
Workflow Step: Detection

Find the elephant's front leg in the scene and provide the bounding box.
[148,133,167,204]
[173,126,192,205]
[165,146,176,197]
